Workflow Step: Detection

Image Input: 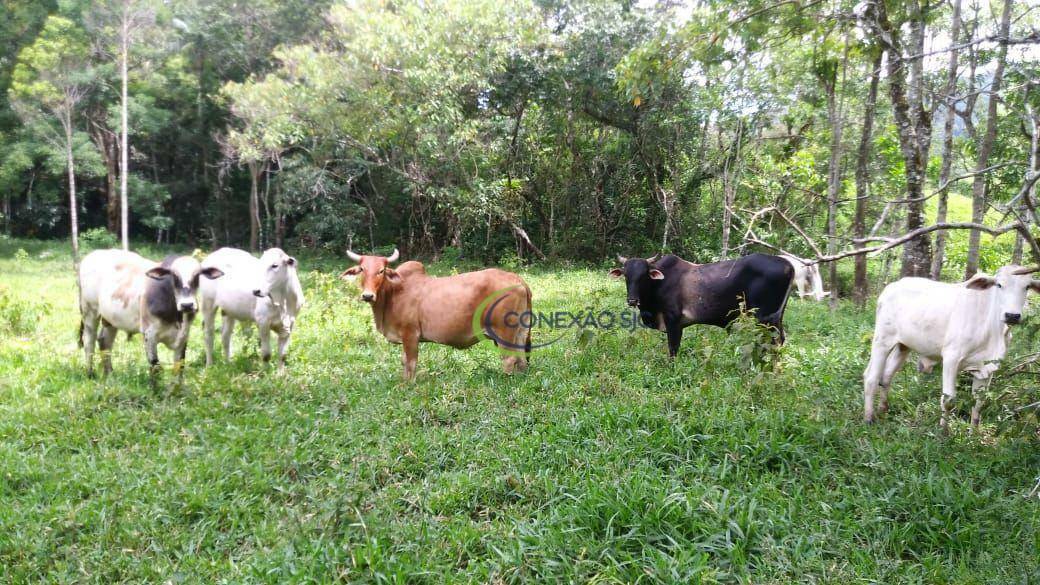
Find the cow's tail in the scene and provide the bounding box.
[524,284,533,364]
[77,319,83,348]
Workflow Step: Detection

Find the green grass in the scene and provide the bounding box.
[1,237,1038,583]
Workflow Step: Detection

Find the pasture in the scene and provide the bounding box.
[1,238,1039,583]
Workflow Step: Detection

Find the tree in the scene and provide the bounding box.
[861,0,934,277]
[853,48,882,306]
[930,0,965,279]
[9,16,95,264]
[964,0,1014,278]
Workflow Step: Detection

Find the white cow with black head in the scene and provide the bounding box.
[199,247,305,367]
[78,249,224,383]
[863,265,1040,430]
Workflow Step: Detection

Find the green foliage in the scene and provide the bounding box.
[80,226,118,249]
[0,282,49,335]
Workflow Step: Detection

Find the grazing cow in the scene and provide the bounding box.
[780,254,830,301]
[609,253,794,356]
[339,248,532,380]
[78,249,224,383]
[863,265,1040,430]
[199,247,305,367]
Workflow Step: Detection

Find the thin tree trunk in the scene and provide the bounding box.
[248,160,261,252]
[720,120,743,258]
[64,114,79,265]
[931,0,964,280]
[964,0,1013,278]
[119,2,130,250]
[853,50,882,307]
[825,35,850,308]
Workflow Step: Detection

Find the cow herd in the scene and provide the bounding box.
[75,246,1039,431]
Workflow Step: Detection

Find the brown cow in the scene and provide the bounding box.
[340,248,532,380]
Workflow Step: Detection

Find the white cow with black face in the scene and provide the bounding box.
[780,254,830,301]
[78,249,224,383]
[199,247,305,367]
[863,265,1040,430]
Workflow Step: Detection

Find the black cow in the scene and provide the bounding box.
[609,252,795,356]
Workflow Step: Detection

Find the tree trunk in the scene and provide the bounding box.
[64,114,79,265]
[825,35,849,308]
[248,160,261,252]
[853,50,882,307]
[119,2,130,250]
[868,0,932,276]
[720,120,743,258]
[964,0,1013,278]
[931,0,964,280]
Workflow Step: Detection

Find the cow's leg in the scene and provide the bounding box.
[970,375,991,429]
[878,344,909,415]
[81,310,100,378]
[221,313,235,361]
[143,324,161,389]
[401,330,419,381]
[939,354,962,433]
[276,327,292,368]
[665,315,683,358]
[172,316,193,379]
[863,338,895,423]
[97,320,118,377]
[202,302,216,367]
[258,320,273,363]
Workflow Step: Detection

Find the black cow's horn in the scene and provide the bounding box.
[646,253,661,264]
[387,248,400,263]
[346,249,362,262]
[1013,266,1040,275]
[616,254,628,264]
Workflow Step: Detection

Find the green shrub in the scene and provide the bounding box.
[80,227,119,250]
[0,284,49,335]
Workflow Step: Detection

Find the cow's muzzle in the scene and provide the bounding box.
[1004,312,1022,325]
[180,302,197,314]
[627,298,639,307]
[361,292,376,303]
[253,289,267,298]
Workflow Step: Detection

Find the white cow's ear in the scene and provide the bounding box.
[608,268,624,278]
[287,256,297,266]
[966,275,997,290]
[200,267,224,280]
[648,269,665,280]
[145,267,171,280]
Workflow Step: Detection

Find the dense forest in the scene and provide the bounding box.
[3,0,1040,299]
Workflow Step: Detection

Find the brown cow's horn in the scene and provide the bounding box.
[346,249,362,262]
[1013,266,1040,275]
[387,248,400,263]
[617,254,628,264]
[646,253,661,264]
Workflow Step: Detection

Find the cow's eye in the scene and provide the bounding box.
[378,268,385,274]
[271,263,279,269]
[997,283,1004,289]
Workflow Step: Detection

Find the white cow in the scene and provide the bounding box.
[199,247,305,367]
[863,265,1039,430]
[78,249,224,383]
[780,254,830,301]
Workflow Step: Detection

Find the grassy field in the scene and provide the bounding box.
[1,238,1039,583]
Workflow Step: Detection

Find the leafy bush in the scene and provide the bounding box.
[0,284,49,335]
[80,227,118,250]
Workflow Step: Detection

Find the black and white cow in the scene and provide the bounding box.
[609,253,795,356]
[78,249,223,383]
